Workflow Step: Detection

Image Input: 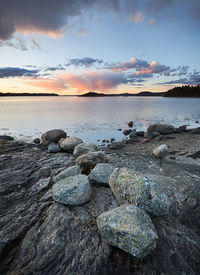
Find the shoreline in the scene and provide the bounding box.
[0,124,200,274]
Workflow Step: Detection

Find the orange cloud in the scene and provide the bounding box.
[129,12,144,23]
[16,26,64,38]
[26,77,67,91]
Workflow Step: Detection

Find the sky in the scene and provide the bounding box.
[0,0,199,95]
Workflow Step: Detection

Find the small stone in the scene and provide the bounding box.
[195,120,199,123]
[144,132,155,141]
[53,175,91,205]
[108,143,124,150]
[33,138,40,144]
[123,129,132,136]
[110,138,115,142]
[97,205,158,258]
[89,163,114,186]
[152,144,168,159]
[128,121,133,127]
[118,128,122,131]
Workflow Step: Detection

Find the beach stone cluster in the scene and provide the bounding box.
[40,128,173,259]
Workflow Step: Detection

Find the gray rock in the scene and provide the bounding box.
[60,137,83,152]
[89,163,114,186]
[147,124,175,135]
[41,129,67,145]
[73,143,98,157]
[123,129,132,135]
[76,151,108,170]
[191,127,200,134]
[128,121,133,127]
[153,144,168,158]
[97,205,158,258]
[144,131,155,141]
[0,135,14,141]
[109,168,171,216]
[33,138,40,144]
[48,143,61,153]
[108,143,124,150]
[53,175,91,205]
[53,165,81,182]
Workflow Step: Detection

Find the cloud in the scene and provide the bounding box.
[148,18,155,24]
[66,57,103,67]
[0,37,28,50]
[0,67,38,78]
[31,38,40,49]
[128,11,144,23]
[78,28,87,35]
[0,0,121,41]
[108,57,170,76]
[158,71,200,85]
[27,78,67,91]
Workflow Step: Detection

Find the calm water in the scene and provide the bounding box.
[0,96,200,143]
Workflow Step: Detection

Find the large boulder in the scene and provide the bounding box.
[153,144,168,159]
[75,151,108,170]
[147,124,175,135]
[41,129,67,145]
[73,143,98,157]
[109,168,171,216]
[53,165,81,182]
[60,137,83,152]
[53,175,91,205]
[89,163,114,186]
[97,205,158,259]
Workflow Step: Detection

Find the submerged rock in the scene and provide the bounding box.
[97,205,158,258]
[89,163,114,186]
[109,168,171,216]
[76,151,108,170]
[147,124,175,135]
[123,129,132,136]
[128,121,133,127]
[73,143,98,157]
[41,129,67,145]
[60,137,83,152]
[153,144,168,159]
[53,165,81,182]
[53,174,91,205]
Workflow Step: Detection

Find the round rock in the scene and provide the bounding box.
[89,163,114,186]
[152,144,168,159]
[109,168,171,216]
[41,129,67,145]
[53,175,91,205]
[60,137,83,152]
[73,143,98,157]
[75,151,108,170]
[97,205,158,259]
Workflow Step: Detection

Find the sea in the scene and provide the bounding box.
[0,96,200,144]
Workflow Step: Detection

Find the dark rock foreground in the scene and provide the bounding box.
[0,144,200,274]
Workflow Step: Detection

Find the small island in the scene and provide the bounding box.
[79,91,165,97]
[0,92,59,97]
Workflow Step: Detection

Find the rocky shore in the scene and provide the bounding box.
[0,124,200,275]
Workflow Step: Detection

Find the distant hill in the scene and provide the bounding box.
[0,92,59,97]
[79,91,165,97]
[164,85,200,97]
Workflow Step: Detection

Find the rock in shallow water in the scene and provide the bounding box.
[97,205,158,259]
[53,174,91,205]
[60,137,83,152]
[89,163,114,186]
[109,168,171,216]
